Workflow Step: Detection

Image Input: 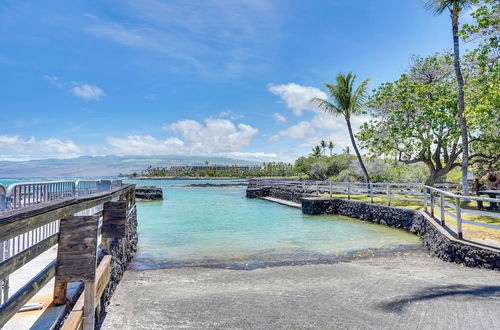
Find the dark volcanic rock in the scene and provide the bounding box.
[247,183,500,271]
[135,186,163,200]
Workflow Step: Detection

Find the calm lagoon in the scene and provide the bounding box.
[128,180,422,270]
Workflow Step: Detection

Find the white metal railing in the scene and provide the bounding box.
[252,179,499,239]
[423,185,500,239]
[0,179,124,305]
[5,181,75,210]
[253,179,460,205]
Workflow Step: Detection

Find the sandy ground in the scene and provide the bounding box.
[101,251,500,330]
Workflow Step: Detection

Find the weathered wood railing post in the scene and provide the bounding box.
[347,182,351,200]
[55,215,99,330]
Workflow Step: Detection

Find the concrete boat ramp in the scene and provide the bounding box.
[102,252,500,330]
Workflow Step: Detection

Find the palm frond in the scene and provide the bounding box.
[310,97,342,116]
[422,0,472,15]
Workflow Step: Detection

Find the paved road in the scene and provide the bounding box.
[102,252,500,330]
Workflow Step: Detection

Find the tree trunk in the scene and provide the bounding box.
[346,118,370,184]
[451,7,469,196]
[425,171,440,186]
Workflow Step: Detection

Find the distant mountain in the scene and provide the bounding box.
[0,155,258,178]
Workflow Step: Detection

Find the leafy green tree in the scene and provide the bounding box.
[423,0,473,195]
[358,52,496,185]
[311,73,371,184]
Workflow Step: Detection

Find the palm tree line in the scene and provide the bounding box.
[313,140,336,157]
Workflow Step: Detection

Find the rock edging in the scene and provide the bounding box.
[247,186,500,270]
[135,186,163,200]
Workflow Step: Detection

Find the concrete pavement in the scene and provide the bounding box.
[101,251,500,329]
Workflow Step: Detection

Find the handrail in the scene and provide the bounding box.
[251,179,500,240]
[423,185,500,239]
[0,184,135,329]
[3,179,123,211]
[0,185,6,212]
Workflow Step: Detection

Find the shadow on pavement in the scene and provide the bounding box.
[379,284,500,313]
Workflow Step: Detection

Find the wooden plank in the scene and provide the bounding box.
[0,260,56,328]
[83,281,95,330]
[61,256,111,330]
[95,256,111,299]
[102,201,127,238]
[56,216,99,282]
[0,233,58,279]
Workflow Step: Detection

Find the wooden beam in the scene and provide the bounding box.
[0,233,57,279]
[102,201,127,238]
[0,261,56,329]
[56,216,99,283]
[61,256,111,330]
[83,281,95,330]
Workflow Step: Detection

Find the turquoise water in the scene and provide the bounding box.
[128,180,422,270]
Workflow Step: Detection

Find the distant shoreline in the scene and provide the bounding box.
[131,176,247,180]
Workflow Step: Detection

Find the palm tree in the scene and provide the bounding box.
[328,141,335,156]
[343,146,350,155]
[312,145,322,158]
[320,140,327,155]
[312,72,371,184]
[423,0,472,196]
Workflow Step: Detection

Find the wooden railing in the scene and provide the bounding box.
[0,183,136,329]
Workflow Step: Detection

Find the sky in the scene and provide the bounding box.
[0,0,474,163]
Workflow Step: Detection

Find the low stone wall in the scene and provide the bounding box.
[249,186,500,270]
[100,205,138,314]
[135,186,163,200]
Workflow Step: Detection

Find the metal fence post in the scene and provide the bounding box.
[440,192,445,226]
[423,187,428,213]
[0,184,6,212]
[430,190,435,217]
[455,197,463,239]
[369,183,374,203]
[386,184,391,206]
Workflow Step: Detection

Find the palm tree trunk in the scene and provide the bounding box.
[346,119,370,184]
[452,7,469,197]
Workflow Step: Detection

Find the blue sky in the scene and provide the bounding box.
[0,0,471,162]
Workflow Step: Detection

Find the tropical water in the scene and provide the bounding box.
[128,180,422,270]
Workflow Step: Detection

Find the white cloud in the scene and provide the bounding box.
[71,84,104,100]
[106,135,184,155]
[107,118,260,157]
[270,121,315,141]
[0,135,81,154]
[44,75,104,100]
[218,110,244,120]
[268,83,327,116]
[163,118,258,153]
[273,113,287,123]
